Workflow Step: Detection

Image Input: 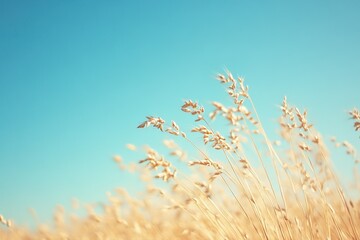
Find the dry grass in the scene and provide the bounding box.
[1,71,359,239]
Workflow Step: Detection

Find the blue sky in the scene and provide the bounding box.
[1,1,360,227]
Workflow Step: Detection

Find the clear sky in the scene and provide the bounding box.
[1,0,360,227]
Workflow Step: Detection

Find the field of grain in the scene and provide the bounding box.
[1,71,359,239]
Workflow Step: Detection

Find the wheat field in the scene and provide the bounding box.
[1,71,359,239]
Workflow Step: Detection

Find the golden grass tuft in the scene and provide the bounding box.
[1,70,359,239]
